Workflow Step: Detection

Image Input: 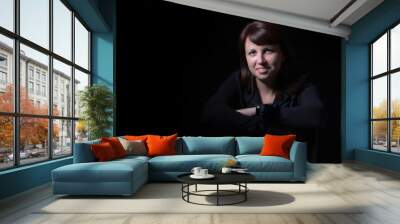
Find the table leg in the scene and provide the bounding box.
[195,184,197,192]
[245,183,247,201]
[217,184,219,206]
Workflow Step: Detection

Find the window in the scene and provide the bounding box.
[0,55,7,90]
[0,55,6,67]
[29,67,34,80]
[53,0,72,60]
[75,18,89,70]
[42,85,46,97]
[36,83,40,95]
[0,0,91,170]
[371,23,400,154]
[0,71,6,85]
[20,0,49,49]
[28,81,34,94]
[0,0,13,32]
[35,70,40,81]
[41,73,46,83]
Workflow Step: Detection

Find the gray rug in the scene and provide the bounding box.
[37,183,362,214]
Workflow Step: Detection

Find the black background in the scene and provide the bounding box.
[116,0,341,162]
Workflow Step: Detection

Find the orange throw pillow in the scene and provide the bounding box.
[146,134,177,157]
[259,134,296,159]
[91,142,117,161]
[124,135,148,141]
[101,137,127,158]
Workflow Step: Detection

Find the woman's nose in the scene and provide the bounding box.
[256,54,267,64]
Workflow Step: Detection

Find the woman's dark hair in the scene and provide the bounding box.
[239,21,305,97]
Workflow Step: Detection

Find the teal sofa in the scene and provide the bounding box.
[52,137,307,196]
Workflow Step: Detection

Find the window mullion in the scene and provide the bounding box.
[49,0,54,160]
[370,45,373,149]
[71,10,76,154]
[388,30,391,152]
[13,0,20,166]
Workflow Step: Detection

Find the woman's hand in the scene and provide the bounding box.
[236,107,257,116]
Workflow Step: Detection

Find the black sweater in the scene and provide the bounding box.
[202,71,323,138]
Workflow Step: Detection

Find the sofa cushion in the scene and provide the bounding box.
[101,137,127,158]
[118,137,147,156]
[179,137,235,155]
[147,134,177,157]
[115,155,150,163]
[91,142,118,161]
[148,154,235,172]
[260,134,296,159]
[236,155,293,172]
[235,137,263,155]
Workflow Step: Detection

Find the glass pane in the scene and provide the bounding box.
[391,72,400,118]
[372,33,387,76]
[0,0,14,32]
[75,119,88,143]
[20,44,49,115]
[53,0,72,60]
[391,120,400,153]
[0,34,14,112]
[53,119,72,158]
[372,77,387,119]
[0,116,14,170]
[53,59,72,117]
[74,17,89,70]
[20,117,49,165]
[74,69,89,118]
[391,24,400,70]
[20,0,49,49]
[372,121,387,151]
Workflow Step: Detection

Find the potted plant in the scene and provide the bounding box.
[79,84,113,140]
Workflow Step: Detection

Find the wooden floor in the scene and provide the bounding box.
[1,162,400,224]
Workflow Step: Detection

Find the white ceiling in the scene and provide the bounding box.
[164,0,384,39]
[226,0,353,22]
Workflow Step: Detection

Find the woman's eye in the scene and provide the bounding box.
[264,48,274,54]
[248,50,256,56]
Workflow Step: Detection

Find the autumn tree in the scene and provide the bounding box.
[372,99,400,144]
[0,84,59,152]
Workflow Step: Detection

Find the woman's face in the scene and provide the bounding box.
[244,37,285,83]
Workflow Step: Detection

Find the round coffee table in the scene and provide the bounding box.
[177,173,255,206]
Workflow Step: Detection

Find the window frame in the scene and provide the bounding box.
[0,0,92,171]
[370,20,400,154]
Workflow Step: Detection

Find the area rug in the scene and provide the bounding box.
[37,183,361,214]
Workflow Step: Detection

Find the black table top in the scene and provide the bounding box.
[177,172,255,185]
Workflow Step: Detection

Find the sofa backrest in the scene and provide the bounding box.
[177,136,235,155]
[235,137,264,155]
[73,139,100,163]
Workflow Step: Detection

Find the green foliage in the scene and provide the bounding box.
[79,84,113,140]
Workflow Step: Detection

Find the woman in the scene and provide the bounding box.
[202,21,323,139]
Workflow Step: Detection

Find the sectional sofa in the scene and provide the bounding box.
[52,136,307,196]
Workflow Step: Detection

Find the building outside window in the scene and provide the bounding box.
[371,22,400,154]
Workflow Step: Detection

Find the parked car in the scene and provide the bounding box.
[7,150,32,161]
